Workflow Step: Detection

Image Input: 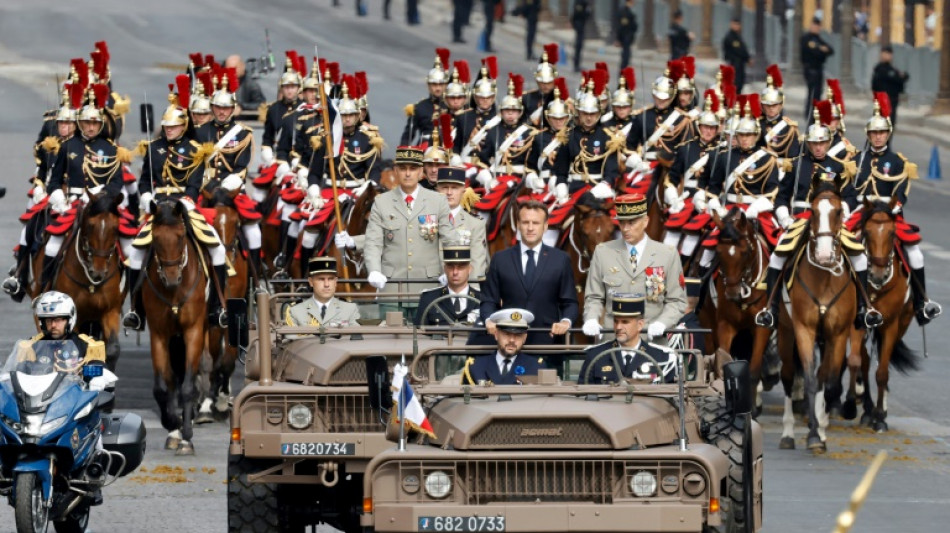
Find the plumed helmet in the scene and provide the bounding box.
[535,44,559,84]
[34,291,77,332]
[302,59,320,91]
[804,112,831,143]
[280,52,303,87]
[426,49,450,84]
[545,78,571,119]
[445,68,467,98]
[575,81,601,114]
[734,96,761,135]
[210,69,238,108]
[161,75,190,127]
[760,64,784,106]
[652,72,675,100]
[337,82,360,116]
[499,75,524,112]
[696,90,720,128]
[865,92,893,135]
[77,84,109,122]
[423,145,451,164]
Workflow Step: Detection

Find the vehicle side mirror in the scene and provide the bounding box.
[97,391,115,410]
[227,298,249,348]
[723,360,752,415]
[365,356,391,413]
[139,103,154,134]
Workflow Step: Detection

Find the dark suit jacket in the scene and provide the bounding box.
[479,244,579,345]
[467,352,544,385]
[414,286,482,326]
[578,340,674,384]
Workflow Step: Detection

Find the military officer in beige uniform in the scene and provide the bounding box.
[285,256,361,329]
[436,166,488,280]
[582,194,687,340]
[364,146,459,317]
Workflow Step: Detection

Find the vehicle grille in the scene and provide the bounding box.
[468,419,612,449]
[465,460,623,504]
[329,355,403,385]
[250,394,382,433]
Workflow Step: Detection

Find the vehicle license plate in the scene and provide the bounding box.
[418,516,506,532]
[280,442,355,456]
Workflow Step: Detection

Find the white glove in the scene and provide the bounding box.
[744,204,760,220]
[745,196,773,220]
[221,173,244,191]
[707,196,726,217]
[295,167,310,190]
[647,321,666,338]
[261,146,275,166]
[524,172,544,192]
[307,184,321,202]
[589,181,615,199]
[334,231,355,249]
[475,168,494,188]
[546,175,558,195]
[464,166,478,179]
[31,185,46,203]
[179,196,196,211]
[668,197,686,214]
[438,273,448,286]
[692,190,707,213]
[48,189,68,214]
[891,202,903,215]
[775,205,793,229]
[276,162,291,178]
[290,156,300,169]
[663,185,679,207]
[625,152,643,171]
[138,191,153,214]
[88,368,118,392]
[554,183,569,204]
[351,181,370,198]
[582,319,602,337]
[368,271,387,290]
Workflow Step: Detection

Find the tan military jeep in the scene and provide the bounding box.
[361,342,764,533]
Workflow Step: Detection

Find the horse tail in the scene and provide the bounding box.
[886,335,921,375]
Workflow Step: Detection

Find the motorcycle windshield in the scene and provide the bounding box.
[2,340,83,410]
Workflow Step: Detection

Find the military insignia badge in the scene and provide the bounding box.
[419,214,438,240]
[457,228,472,245]
[644,266,666,302]
[511,311,522,321]
[601,365,613,372]
[386,231,394,242]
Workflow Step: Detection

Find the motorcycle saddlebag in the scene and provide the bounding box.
[101,412,147,476]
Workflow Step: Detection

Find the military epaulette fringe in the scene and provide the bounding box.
[783,117,798,128]
[257,103,270,123]
[461,187,481,213]
[368,130,385,152]
[555,128,569,146]
[781,158,794,173]
[111,93,131,116]
[606,133,626,153]
[116,146,135,164]
[193,142,215,163]
[40,136,61,155]
[404,103,415,117]
[310,135,323,151]
[78,333,106,363]
[897,153,918,179]
[133,139,149,157]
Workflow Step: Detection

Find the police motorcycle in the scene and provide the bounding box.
[0,337,145,533]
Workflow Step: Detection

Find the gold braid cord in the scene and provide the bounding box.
[81,144,122,187]
[767,120,800,158]
[339,142,380,182]
[461,187,481,212]
[732,156,778,200]
[161,140,209,188]
[209,130,253,175]
[40,136,61,155]
[570,132,619,182]
[499,129,538,174]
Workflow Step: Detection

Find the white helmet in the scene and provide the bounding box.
[34,291,77,332]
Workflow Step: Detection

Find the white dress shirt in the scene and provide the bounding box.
[520,242,543,272]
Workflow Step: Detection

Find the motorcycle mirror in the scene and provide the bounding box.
[723,360,752,415]
[365,356,391,413]
[139,103,154,134]
[226,298,249,348]
[97,390,115,410]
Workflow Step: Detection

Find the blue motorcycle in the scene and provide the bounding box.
[0,340,146,533]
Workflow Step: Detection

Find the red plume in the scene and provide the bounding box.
[814,100,833,126]
[94,41,110,64]
[766,64,783,88]
[90,50,108,81]
[746,93,761,117]
[296,55,307,78]
[318,58,328,79]
[508,73,524,97]
[827,79,844,115]
[226,67,238,92]
[703,89,720,113]
[554,77,568,100]
[204,54,216,69]
[620,67,635,92]
[341,74,357,98]
[67,83,84,110]
[595,62,609,82]
[70,58,89,89]
[719,64,735,86]
[196,71,213,96]
[543,43,559,64]
[176,74,191,109]
[189,53,204,70]
[722,83,737,110]
[355,71,369,96]
[328,62,340,84]
[666,59,685,82]
[874,92,891,119]
[435,48,450,70]
[590,69,608,96]
[481,56,498,80]
[453,60,470,84]
[439,113,454,150]
[682,56,695,79]
[579,71,589,90]
[92,83,109,110]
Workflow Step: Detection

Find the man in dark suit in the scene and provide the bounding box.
[800,17,834,120]
[871,45,909,128]
[480,200,579,346]
[415,246,481,326]
[466,308,545,385]
[578,295,676,384]
[616,0,638,71]
[571,0,593,72]
[512,0,541,60]
[668,9,692,60]
[722,18,751,93]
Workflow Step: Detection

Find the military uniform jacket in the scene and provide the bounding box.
[800,32,834,71]
[617,6,638,45]
[475,122,540,173]
[828,132,857,160]
[854,147,915,206]
[414,285,482,326]
[578,339,674,384]
[554,124,622,192]
[454,107,497,155]
[757,115,801,160]
[279,103,322,170]
[140,135,208,201]
[334,127,382,187]
[467,352,544,385]
[668,138,716,192]
[626,106,694,162]
[522,89,554,128]
[707,146,780,202]
[871,62,908,105]
[364,187,459,293]
[293,106,329,182]
[779,153,857,213]
[263,98,303,161]
[285,297,361,328]
[722,29,750,66]
[48,135,123,197]
[195,119,254,181]
[34,115,59,179]
[583,238,687,329]
[451,208,489,279]
[668,23,691,59]
[400,96,447,146]
[532,127,569,178]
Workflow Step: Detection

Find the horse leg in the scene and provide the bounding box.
[749,326,770,419]
[215,344,239,416]
[176,325,205,455]
[101,308,122,373]
[778,323,797,449]
[841,326,865,421]
[873,327,895,433]
[152,345,183,451]
[793,323,825,452]
[859,341,875,426]
[195,338,216,425]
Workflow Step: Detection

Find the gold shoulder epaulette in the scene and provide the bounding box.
[116,146,135,164]
[896,152,918,179]
[40,136,61,155]
[285,306,295,327]
[111,93,131,116]
[310,135,323,151]
[404,103,415,117]
[783,117,798,128]
[78,333,106,364]
[257,102,270,123]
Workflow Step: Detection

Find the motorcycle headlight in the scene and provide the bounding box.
[630,471,657,497]
[74,402,94,421]
[287,404,312,429]
[424,470,452,499]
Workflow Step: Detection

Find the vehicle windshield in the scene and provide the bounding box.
[2,339,84,377]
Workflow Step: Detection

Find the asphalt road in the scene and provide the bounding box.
[0,0,948,531]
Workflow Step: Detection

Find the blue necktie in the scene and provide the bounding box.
[629,246,638,269]
[524,249,537,285]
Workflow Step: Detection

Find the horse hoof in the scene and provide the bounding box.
[195,412,214,425]
[860,412,874,426]
[175,441,195,456]
[873,420,889,433]
[779,437,795,450]
[164,436,181,450]
[808,439,827,454]
[828,406,843,420]
[841,400,858,421]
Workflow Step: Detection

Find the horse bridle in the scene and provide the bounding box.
[806,201,846,276]
[155,228,189,288]
[718,228,766,301]
[67,215,120,292]
[568,207,610,273]
[863,214,897,290]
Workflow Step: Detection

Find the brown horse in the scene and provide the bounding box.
[777,186,863,452]
[32,193,126,370]
[850,198,919,431]
[143,200,207,455]
[711,207,771,414]
[198,188,248,423]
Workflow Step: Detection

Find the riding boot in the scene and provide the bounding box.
[207,264,229,328]
[854,270,883,330]
[679,254,692,269]
[122,269,146,331]
[39,255,57,291]
[274,221,291,269]
[299,246,315,272]
[247,247,264,288]
[127,192,140,221]
[754,267,782,329]
[910,267,942,326]
[2,249,29,302]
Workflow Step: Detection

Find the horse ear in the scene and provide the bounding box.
[173,199,187,218]
[149,199,158,214]
[228,187,240,199]
[576,204,592,214]
[110,193,123,213]
[863,196,872,211]
[887,196,898,211]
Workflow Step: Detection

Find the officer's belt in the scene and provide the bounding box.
[155,186,186,195]
[792,200,811,210]
[684,178,699,189]
[323,177,365,188]
[540,169,552,179]
[491,164,526,175]
[569,173,603,182]
[726,193,757,204]
[857,194,892,202]
[68,187,84,196]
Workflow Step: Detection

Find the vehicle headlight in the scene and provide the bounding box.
[630,471,657,497]
[424,470,452,499]
[287,404,312,429]
[683,472,706,497]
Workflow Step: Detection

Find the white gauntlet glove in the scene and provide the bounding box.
[707,196,726,217]
[692,190,707,213]
[276,162,291,178]
[221,174,244,191]
[744,196,773,220]
[624,152,643,171]
[334,231,355,249]
[582,319,602,337]
[295,167,310,189]
[138,191,153,214]
[524,172,544,192]
[663,185,679,207]
[31,185,46,203]
[367,271,388,290]
[48,189,68,214]
[647,321,666,338]
[554,183,569,204]
[589,181,615,199]
[775,205,793,229]
[260,146,275,166]
[475,168,495,189]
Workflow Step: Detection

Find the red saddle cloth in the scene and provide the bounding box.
[121,164,137,184]
[702,206,780,248]
[474,175,520,210]
[251,163,280,187]
[19,197,49,223]
[234,193,262,222]
[845,210,920,244]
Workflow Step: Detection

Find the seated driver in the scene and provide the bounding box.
[464,308,544,385]
[578,295,676,384]
[285,256,360,328]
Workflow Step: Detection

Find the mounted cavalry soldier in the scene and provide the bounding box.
[602,68,636,137]
[260,51,305,172]
[846,94,941,326]
[443,63,471,117]
[754,118,879,330]
[757,65,800,165]
[673,57,698,116]
[194,68,263,282]
[625,66,694,165]
[122,80,230,331]
[332,79,383,189]
[473,75,542,194]
[662,90,721,265]
[824,79,856,161]
[188,69,214,129]
[400,49,450,146]
[456,58,499,161]
[521,44,559,129]
[534,78,572,192]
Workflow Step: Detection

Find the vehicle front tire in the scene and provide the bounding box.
[15,472,50,533]
[227,453,279,533]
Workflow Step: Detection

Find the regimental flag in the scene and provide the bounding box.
[392,363,436,438]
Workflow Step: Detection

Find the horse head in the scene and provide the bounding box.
[572,192,615,258]
[80,192,122,284]
[151,200,189,289]
[347,181,379,236]
[715,207,758,302]
[211,187,241,255]
[861,197,898,285]
[809,187,844,268]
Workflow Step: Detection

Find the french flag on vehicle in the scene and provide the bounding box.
[392,363,436,438]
